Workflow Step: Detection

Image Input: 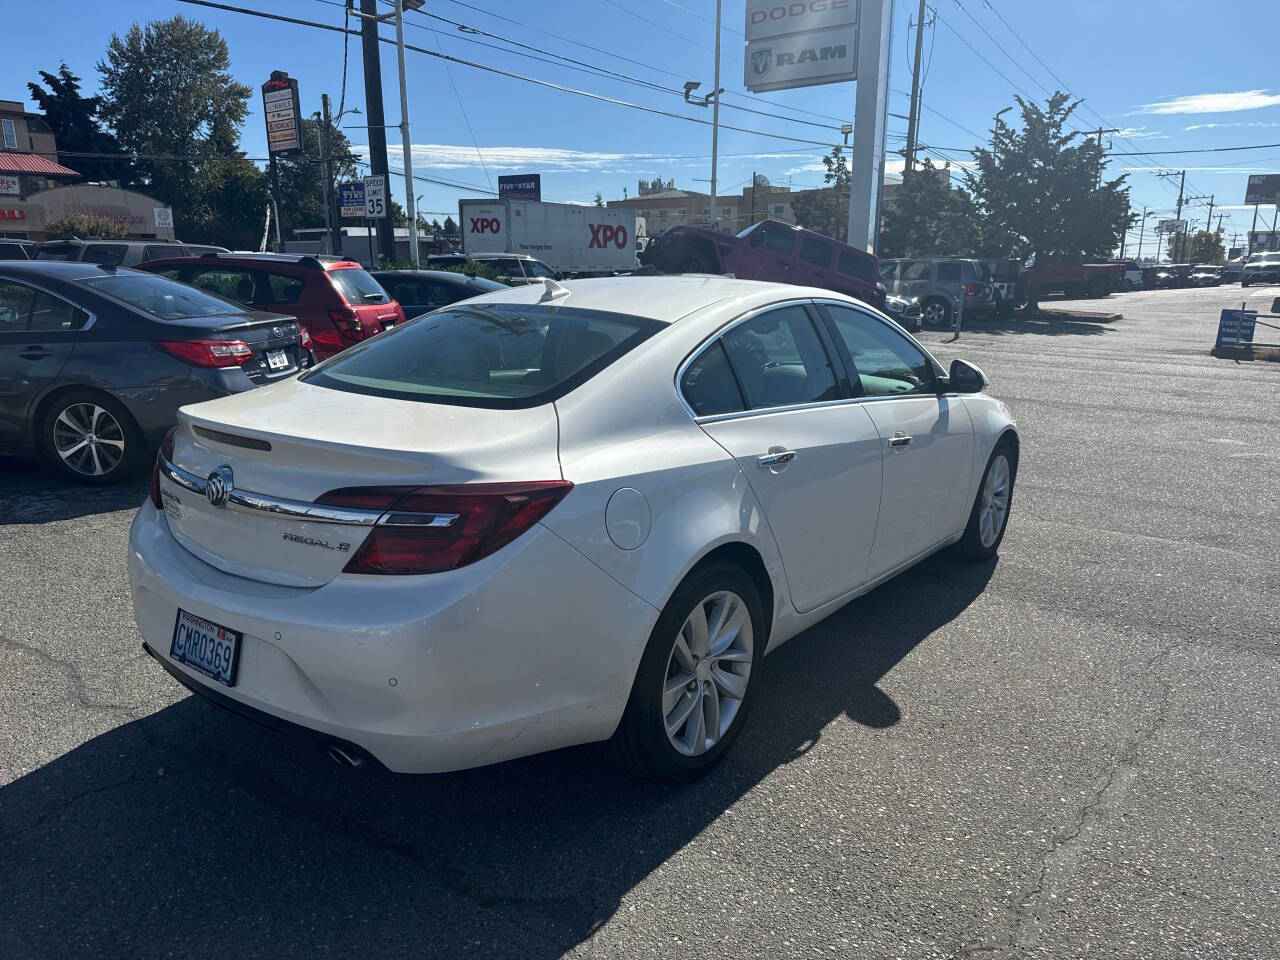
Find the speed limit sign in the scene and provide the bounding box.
[363,174,387,218]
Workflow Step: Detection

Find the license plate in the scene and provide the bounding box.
[266,348,289,371]
[171,609,241,686]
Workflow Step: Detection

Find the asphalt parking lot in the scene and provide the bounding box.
[2,282,1278,960]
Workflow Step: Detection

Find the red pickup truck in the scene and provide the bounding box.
[639,219,879,305]
[1025,253,1124,299]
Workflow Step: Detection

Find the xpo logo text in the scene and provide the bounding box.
[588,223,629,249]
[470,217,501,234]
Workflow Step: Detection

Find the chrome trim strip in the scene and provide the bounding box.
[157,455,458,528]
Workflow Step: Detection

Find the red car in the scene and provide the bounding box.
[639,219,879,305]
[137,253,406,360]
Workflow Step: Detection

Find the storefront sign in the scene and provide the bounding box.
[744,0,858,92]
[155,208,174,229]
[262,71,302,157]
[0,209,27,221]
[0,175,19,197]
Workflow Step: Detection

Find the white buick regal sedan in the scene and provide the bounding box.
[129,276,1018,781]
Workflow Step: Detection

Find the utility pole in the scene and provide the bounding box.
[392,0,419,266]
[1135,205,1150,262]
[708,0,722,229]
[903,0,929,178]
[1089,127,1119,187]
[1159,170,1186,261]
[749,171,756,226]
[1181,193,1210,261]
[1203,195,1215,235]
[358,0,393,264]
[319,94,338,256]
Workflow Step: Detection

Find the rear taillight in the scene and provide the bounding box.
[964,282,977,296]
[328,308,364,343]
[150,426,179,509]
[156,339,253,368]
[316,481,573,575]
[298,325,313,349]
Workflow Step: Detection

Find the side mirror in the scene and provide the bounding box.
[1270,296,1280,314]
[948,358,988,393]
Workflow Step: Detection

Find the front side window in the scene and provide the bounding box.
[750,223,795,256]
[524,260,557,279]
[80,272,247,320]
[303,303,661,408]
[720,306,839,410]
[821,304,935,398]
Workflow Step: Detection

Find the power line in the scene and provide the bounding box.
[176,0,841,150]
[953,0,1050,97]
[1107,142,1280,156]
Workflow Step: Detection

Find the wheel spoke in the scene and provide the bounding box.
[671,633,696,674]
[712,646,752,664]
[95,437,125,450]
[684,602,710,658]
[712,664,749,700]
[56,409,86,436]
[685,690,707,753]
[665,687,699,736]
[702,681,721,741]
[88,444,104,476]
[708,598,746,657]
[89,405,106,434]
[663,672,693,715]
[57,437,89,460]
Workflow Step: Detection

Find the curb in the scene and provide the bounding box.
[1211,344,1280,362]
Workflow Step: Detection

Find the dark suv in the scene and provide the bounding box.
[137,253,405,360]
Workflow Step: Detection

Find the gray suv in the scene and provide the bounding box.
[35,239,229,268]
[878,258,995,326]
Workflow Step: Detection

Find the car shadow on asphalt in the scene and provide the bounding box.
[956,312,1114,337]
[1,552,994,960]
[0,455,149,524]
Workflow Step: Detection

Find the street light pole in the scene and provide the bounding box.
[709,0,722,229]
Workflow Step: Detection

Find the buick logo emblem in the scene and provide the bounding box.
[206,465,233,508]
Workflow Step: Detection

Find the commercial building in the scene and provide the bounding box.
[0,97,175,242]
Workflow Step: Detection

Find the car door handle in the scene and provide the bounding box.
[758,450,797,467]
[18,346,54,360]
[888,433,912,448]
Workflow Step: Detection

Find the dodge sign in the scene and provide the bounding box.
[744,0,858,92]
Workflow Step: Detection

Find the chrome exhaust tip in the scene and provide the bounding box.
[326,745,364,768]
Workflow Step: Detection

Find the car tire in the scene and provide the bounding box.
[677,253,709,273]
[41,390,146,485]
[1241,279,1250,287]
[1086,276,1109,298]
[921,297,951,327]
[608,561,765,782]
[957,440,1016,563]
[1119,279,1133,292]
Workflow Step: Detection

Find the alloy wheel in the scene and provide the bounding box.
[979,453,1011,548]
[924,301,948,326]
[52,403,126,477]
[662,590,753,757]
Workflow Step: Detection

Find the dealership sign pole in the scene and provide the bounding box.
[744,0,892,253]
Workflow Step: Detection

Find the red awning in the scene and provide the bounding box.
[0,153,79,177]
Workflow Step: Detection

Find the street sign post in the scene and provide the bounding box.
[338,182,366,219]
[363,175,387,219]
[1215,309,1257,348]
[261,71,301,252]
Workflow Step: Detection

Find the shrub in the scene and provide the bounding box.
[42,212,128,240]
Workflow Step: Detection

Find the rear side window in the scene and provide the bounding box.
[36,245,76,261]
[751,224,795,255]
[839,250,873,281]
[681,341,744,417]
[303,303,662,408]
[189,268,258,305]
[80,272,248,320]
[719,305,839,410]
[799,236,833,268]
[82,245,128,266]
[936,262,962,283]
[901,261,930,282]
[329,267,389,304]
[266,273,305,304]
[144,245,185,261]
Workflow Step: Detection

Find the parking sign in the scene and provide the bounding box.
[363,175,387,218]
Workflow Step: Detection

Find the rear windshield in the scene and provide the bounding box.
[329,267,390,304]
[79,272,248,320]
[302,303,662,408]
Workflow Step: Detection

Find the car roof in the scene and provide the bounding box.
[373,268,485,283]
[0,260,117,281]
[450,274,860,324]
[139,252,361,270]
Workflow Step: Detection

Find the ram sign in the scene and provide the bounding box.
[744,0,858,92]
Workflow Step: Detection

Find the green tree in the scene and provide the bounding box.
[27,63,126,184]
[442,215,458,236]
[790,145,851,241]
[193,157,269,249]
[594,191,604,207]
[1170,229,1224,263]
[880,159,981,258]
[965,92,1131,261]
[97,16,251,236]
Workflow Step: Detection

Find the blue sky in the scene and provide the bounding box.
[8,0,1280,253]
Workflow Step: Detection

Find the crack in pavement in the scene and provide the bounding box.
[956,645,1178,959]
[1,633,140,716]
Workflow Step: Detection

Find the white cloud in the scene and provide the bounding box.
[362,143,645,173]
[1136,90,1280,115]
[1116,126,1167,140]
[1183,120,1280,131]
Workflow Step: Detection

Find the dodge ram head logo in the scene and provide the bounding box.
[470,217,501,233]
[588,223,629,249]
[751,48,772,77]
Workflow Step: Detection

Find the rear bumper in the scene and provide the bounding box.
[128,503,659,773]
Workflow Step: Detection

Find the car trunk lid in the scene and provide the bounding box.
[158,377,561,586]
